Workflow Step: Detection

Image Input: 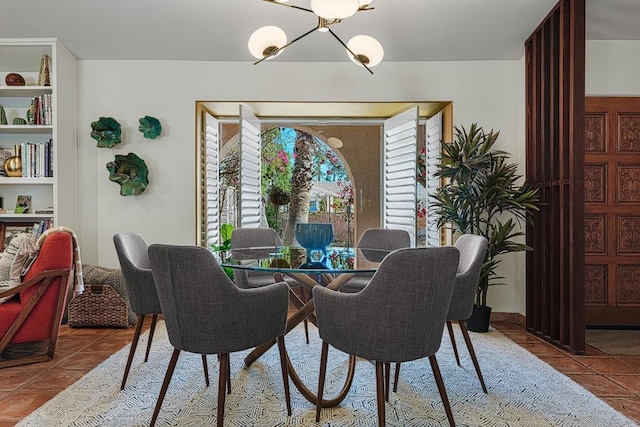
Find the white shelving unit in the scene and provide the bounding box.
[0,38,76,230]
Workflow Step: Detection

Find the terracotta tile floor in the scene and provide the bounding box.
[1,318,639,426]
[494,321,640,424]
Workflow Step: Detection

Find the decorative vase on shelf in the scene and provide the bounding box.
[5,73,25,86]
[38,54,51,86]
[4,156,22,177]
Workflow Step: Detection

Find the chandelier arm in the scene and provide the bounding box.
[262,0,314,14]
[253,25,320,65]
[327,28,374,74]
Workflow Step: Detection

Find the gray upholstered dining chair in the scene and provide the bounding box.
[113,232,163,390]
[392,234,489,394]
[341,228,411,293]
[230,227,285,289]
[148,243,291,427]
[231,227,310,343]
[444,234,488,391]
[313,246,460,427]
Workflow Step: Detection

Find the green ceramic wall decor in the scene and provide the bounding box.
[106,152,149,196]
[90,116,122,148]
[12,117,27,125]
[0,106,6,125]
[138,115,162,139]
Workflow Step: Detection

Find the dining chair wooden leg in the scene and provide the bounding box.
[121,313,145,390]
[429,355,455,427]
[446,320,461,367]
[392,362,401,392]
[303,320,310,344]
[459,319,488,393]
[226,356,231,394]
[376,361,386,427]
[276,335,292,415]
[301,288,310,344]
[202,354,210,387]
[150,348,180,427]
[217,353,229,427]
[316,341,329,422]
[384,362,390,402]
[217,354,232,394]
[144,314,159,362]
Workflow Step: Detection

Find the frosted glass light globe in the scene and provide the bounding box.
[311,0,359,19]
[248,26,287,59]
[346,35,384,67]
[327,137,343,148]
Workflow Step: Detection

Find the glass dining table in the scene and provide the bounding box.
[221,245,388,407]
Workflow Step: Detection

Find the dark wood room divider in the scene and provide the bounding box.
[525,0,586,353]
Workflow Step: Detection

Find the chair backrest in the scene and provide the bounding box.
[231,228,283,254]
[113,232,161,315]
[148,244,288,355]
[230,228,282,288]
[448,234,488,320]
[8,232,73,345]
[357,228,411,262]
[332,247,459,362]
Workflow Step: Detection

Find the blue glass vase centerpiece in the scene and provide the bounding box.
[294,223,334,268]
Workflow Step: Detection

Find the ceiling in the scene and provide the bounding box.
[1,0,639,64]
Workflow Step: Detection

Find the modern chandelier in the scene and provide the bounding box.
[248,0,383,74]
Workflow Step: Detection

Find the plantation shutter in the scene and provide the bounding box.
[205,112,220,247]
[383,107,418,246]
[425,112,442,247]
[239,105,262,228]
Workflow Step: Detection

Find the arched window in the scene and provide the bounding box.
[219,126,355,250]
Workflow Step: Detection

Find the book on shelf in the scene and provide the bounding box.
[31,220,52,239]
[15,140,53,178]
[29,94,53,126]
[34,207,54,215]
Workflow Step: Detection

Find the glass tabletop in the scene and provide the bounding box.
[220,245,383,274]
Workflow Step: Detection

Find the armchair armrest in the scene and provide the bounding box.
[237,281,290,332]
[0,269,71,299]
[313,286,374,352]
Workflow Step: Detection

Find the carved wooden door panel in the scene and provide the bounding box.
[585,97,640,326]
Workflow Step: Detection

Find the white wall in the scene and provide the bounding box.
[76,59,526,313]
[586,40,640,96]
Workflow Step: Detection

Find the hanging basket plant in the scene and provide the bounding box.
[268,185,291,206]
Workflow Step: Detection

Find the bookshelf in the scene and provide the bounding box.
[0,39,76,229]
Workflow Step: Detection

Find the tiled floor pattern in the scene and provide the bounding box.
[1,318,639,426]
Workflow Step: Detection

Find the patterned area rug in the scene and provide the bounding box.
[586,329,640,355]
[18,322,637,427]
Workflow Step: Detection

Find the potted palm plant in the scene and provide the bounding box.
[432,123,540,332]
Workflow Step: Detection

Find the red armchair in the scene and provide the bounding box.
[0,232,74,368]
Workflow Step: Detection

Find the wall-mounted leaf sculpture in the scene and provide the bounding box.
[106,152,149,196]
[138,115,162,139]
[91,116,122,148]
